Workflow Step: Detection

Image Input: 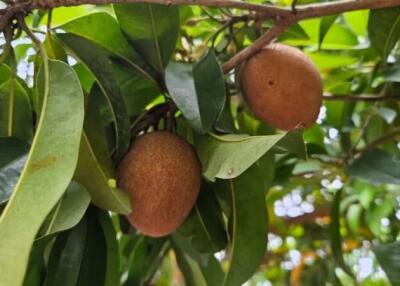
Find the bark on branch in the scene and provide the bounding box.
[2,0,400,71]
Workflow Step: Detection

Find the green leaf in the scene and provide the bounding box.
[173,245,208,286]
[57,33,130,162]
[196,133,285,181]
[44,34,67,62]
[319,15,339,48]
[374,240,400,285]
[346,149,400,185]
[76,209,108,286]
[368,7,400,59]
[112,61,160,116]
[59,12,156,83]
[166,50,226,133]
[0,60,84,286]
[219,164,268,286]
[97,211,120,286]
[274,130,307,159]
[74,92,131,214]
[126,237,169,285]
[0,154,27,204]
[0,137,29,168]
[44,216,87,286]
[329,189,356,280]
[114,3,180,73]
[365,200,394,237]
[173,242,224,286]
[178,183,227,253]
[23,237,50,286]
[0,78,33,141]
[38,182,90,239]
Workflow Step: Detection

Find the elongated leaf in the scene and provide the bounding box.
[346,149,400,185]
[192,50,226,130]
[0,60,84,286]
[274,130,307,159]
[196,133,285,181]
[0,78,33,141]
[0,154,27,204]
[0,137,29,168]
[173,240,224,286]
[38,182,90,238]
[114,3,179,73]
[74,92,131,214]
[219,164,268,286]
[59,12,156,83]
[374,240,400,285]
[329,189,356,280]
[178,183,227,253]
[126,237,169,285]
[76,209,107,286]
[174,245,207,286]
[57,33,130,161]
[44,216,87,286]
[319,15,339,48]
[166,52,226,132]
[97,211,120,286]
[23,236,52,286]
[368,7,400,59]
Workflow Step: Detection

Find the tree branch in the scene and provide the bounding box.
[355,126,400,156]
[2,0,400,71]
[323,94,400,101]
[222,0,400,72]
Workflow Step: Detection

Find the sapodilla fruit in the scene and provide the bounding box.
[240,43,323,131]
[117,131,201,237]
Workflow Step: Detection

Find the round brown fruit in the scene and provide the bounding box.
[240,43,323,131]
[117,131,201,237]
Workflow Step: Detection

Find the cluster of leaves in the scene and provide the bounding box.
[0,1,400,286]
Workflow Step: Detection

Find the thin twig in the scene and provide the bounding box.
[354,126,400,156]
[323,94,400,101]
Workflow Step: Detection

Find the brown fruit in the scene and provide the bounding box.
[117,131,201,237]
[240,43,323,131]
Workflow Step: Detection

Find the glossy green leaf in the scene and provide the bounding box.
[374,240,400,285]
[23,237,50,286]
[346,149,400,185]
[196,133,284,181]
[76,209,108,286]
[329,189,355,280]
[0,137,29,168]
[59,12,156,83]
[114,3,180,73]
[173,243,223,286]
[0,78,33,141]
[166,50,226,133]
[178,183,227,253]
[74,92,131,214]
[368,7,400,59]
[112,61,160,116]
[57,33,130,162]
[0,154,27,204]
[44,34,67,62]
[126,237,169,285]
[38,182,90,239]
[274,130,307,159]
[319,15,339,48]
[97,211,120,286]
[0,60,84,286]
[44,216,87,286]
[219,164,268,286]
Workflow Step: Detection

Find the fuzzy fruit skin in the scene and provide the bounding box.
[117,131,201,237]
[240,43,323,131]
